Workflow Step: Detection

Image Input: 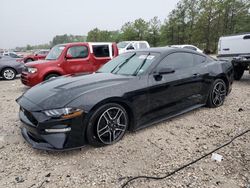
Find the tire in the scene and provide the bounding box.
[1,68,16,80]
[44,74,59,81]
[233,66,245,80]
[25,58,33,63]
[207,79,227,108]
[86,103,129,147]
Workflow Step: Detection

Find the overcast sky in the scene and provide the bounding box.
[0,0,179,49]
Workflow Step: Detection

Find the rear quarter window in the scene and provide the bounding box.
[93,45,110,58]
[139,43,148,49]
[243,35,250,40]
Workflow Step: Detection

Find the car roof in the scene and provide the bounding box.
[130,47,205,56]
[220,32,250,38]
[121,41,148,43]
[171,44,197,48]
[57,42,114,47]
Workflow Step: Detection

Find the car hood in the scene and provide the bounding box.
[25,60,52,66]
[18,73,133,111]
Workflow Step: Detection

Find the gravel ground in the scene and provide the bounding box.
[0,73,249,188]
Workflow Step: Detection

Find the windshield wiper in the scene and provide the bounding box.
[111,53,136,74]
[132,53,150,76]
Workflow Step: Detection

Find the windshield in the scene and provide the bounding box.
[46,45,65,60]
[117,42,129,49]
[97,52,159,76]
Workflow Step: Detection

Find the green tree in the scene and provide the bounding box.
[134,18,150,40]
[148,17,161,47]
[87,28,100,42]
[120,22,138,40]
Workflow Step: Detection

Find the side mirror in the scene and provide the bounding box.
[158,67,175,75]
[66,54,73,59]
[153,68,175,81]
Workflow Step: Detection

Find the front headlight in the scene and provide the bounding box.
[27,67,37,74]
[44,108,83,119]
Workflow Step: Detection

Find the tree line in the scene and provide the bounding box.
[19,0,250,53]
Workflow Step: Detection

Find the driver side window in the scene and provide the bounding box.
[67,46,88,59]
[158,52,194,70]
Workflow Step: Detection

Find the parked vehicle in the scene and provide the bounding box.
[171,45,203,53]
[117,41,150,54]
[0,56,24,80]
[17,47,233,151]
[21,42,119,87]
[2,51,22,58]
[23,50,50,63]
[217,33,250,80]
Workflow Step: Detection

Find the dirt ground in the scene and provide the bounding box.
[0,73,249,188]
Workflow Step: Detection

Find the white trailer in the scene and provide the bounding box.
[217,33,250,80]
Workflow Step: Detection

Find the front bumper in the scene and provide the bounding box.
[21,72,41,87]
[19,106,88,151]
[21,127,58,151]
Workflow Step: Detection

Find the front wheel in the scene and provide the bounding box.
[1,68,16,80]
[86,103,129,147]
[207,79,227,108]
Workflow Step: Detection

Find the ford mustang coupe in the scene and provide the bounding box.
[16,47,234,151]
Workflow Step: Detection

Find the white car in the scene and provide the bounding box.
[117,41,150,54]
[171,45,203,53]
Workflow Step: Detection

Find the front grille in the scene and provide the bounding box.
[21,72,28,84]
[22,108,38,126]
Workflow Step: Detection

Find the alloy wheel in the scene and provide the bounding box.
[3,69,15,80]
[212,82,226,106]
[97,107,128,145]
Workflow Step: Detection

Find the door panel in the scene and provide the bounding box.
[146,69,196,123]
[145,52,205,123]
[62,45,93,74]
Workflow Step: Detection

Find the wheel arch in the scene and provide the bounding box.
[24,57,34,62]
[87,97,136,131]
[42,71,63,81]
[215,73,229,94]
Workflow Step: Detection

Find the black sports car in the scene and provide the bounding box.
[16,48,234,151]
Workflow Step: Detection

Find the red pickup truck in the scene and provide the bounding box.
[21,42,119,87]
[23,50,50,63]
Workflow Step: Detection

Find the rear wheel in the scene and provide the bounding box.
[1,68,16,80]
[233,66,245,80]
[44,73,60,81]
[86,103,129,147]
[207,79,227,108]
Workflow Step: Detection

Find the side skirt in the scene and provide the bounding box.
[134,104,205,131]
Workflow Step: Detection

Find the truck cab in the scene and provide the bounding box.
[217,33,250,80]
[21,42,119,87]
[117,41,150,54]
